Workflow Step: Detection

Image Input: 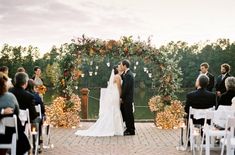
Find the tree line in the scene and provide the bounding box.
[1,38,234,89]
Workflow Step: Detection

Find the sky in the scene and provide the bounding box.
[1,0,235,56]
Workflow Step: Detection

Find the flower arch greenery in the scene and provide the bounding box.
[56,35,182,103]
[47,35,184,128]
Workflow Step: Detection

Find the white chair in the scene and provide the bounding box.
[34,104,43,155]
[19,109,32,138]
[19,109,33,155]
[221,117,235,155]
[186,106,215,155]
[35,104,42,119]
[0,115,18,155]
[200,110,229,155]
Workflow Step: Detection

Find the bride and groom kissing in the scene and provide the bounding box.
[75,59,135,136]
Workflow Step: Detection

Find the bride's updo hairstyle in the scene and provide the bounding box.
[113,65,119,75]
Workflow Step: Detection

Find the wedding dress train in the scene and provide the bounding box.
[75,71,124,136]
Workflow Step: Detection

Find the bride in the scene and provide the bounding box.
[75,65,124,136]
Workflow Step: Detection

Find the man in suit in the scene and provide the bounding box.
[215,63,231,97]
[120,59,135,136]
[9,72,38,122]
[185,74,216,125]
[199,62,214,91]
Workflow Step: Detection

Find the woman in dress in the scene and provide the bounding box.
[75,65,124,136]
[32,66,43,86]
[32,66,44,101]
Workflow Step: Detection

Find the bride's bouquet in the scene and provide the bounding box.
[37,85,47,95]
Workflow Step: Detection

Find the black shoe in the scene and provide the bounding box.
[124,131,135,136]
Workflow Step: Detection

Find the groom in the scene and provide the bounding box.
[120,59,135,136]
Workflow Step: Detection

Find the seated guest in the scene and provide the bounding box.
[9,72,38,123]
[26,79,45,117]
[185,74,216,125]
[0,66,13,89]
[0,72,30,155]
[26,79,46,149]
[17,67,26,73]
[217,77,235,109]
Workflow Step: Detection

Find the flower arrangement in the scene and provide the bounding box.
[37,85,47,95]
[148,95,165,113]
[45,94,81,128]
[148,96,185,129]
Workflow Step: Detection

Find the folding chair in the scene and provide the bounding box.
[35,104,42,119]
[200,110,229,155]
[186,106,215,155]
[19,109,32,138]
[19,109,33,155]
[34,105,43,155]
[0,115,18,155]
[221,117,235,155]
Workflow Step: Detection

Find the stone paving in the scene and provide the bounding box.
[41,122,221,155]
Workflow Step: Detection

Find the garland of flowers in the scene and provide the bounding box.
[57,35,182,97]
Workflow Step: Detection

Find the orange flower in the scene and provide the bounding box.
[37,85,47,95]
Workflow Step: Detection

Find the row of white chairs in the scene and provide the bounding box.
[185,105,235,155]
[0,104,49,155]
[19,104,42,155]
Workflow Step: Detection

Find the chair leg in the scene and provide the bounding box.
[206,135,210,155]
[221,142,225,155]
[11,134,17,155]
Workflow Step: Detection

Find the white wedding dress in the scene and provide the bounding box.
[75,70,124,136]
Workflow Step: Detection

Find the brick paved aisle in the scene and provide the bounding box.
[41,122,220,155]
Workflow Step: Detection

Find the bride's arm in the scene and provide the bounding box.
[115,75,122,96]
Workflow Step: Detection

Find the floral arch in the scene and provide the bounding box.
[49,35,184,129]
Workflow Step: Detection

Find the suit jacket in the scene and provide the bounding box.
[217,90,235,108]
[215,73,231,94]
[9,87,38,122]
[185,88,216,125]
[206,72,214,91]
[121,70,134,104]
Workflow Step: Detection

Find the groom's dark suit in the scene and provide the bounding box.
[121,69,135,134]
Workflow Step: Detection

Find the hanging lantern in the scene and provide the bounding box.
[106,62,110,67]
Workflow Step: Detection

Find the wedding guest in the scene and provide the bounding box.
[17,67,26,73]
[185,74,216,125]
[9,72,38,122]
[215,63,231,96]
[0,72,30,155]
[217,77,235,109]
[199,62,214,91]
[32,66,44,101]
[32,66,43,86]
[0,66,13,89]
[26,79,45,152]
[26,79,45,117]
